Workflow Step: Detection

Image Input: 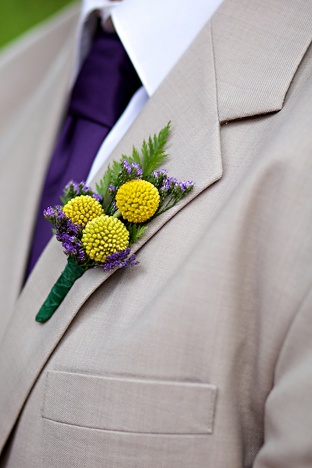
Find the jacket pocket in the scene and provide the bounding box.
[42,370,217,435]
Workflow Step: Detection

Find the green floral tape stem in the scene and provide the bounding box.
[35,258,85,323]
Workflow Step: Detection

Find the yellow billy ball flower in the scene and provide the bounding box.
[63,195,104,227]
[82,215,129,262]
[116,180,160,223]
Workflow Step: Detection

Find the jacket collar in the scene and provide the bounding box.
[77,0,223,94]
[212,0,312,122]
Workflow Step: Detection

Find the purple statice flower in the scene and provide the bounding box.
[108,185,116,193]
[65,181,81,194]
[159,176,177,195]
[121,159,143,180]
[43,206,58,223]
[110,200,117,213]
[55,214,81,238]
[56,223,86,262]
[60,234,86,261]
[156,176,194,215]
[153,169,168,178]
[131,162,143,178]
[63,180,103,203]
[45,205,86,262]
[76,247,86,261]
[174,180,194,193]
[56,218,79,237]
[122,160,132,175]
[44,205,65,226]
[102,248,138,272]
[148,169,168,190]
[60,233,79,255]
[159,177,194,198]
[92,193,103,202]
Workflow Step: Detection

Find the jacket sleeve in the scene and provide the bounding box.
[254,284,312,467]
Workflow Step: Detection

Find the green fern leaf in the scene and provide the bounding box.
[96,167,112,200]
[131,146,141,164]
[128,224,149,244]
[141,121,171,177]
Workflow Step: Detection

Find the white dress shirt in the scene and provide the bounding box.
[75,0,224,183]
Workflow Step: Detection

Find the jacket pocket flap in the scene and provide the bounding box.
[42,371,217,434]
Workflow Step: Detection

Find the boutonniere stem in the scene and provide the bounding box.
[35,122,194,322]
[36,258,84,322]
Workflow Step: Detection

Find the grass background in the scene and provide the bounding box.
[0,0,77,49]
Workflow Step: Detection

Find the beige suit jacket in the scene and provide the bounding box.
[1,1,312,466]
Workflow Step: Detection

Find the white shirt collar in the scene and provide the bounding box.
[79,0,223,96]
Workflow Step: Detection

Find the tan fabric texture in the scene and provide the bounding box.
[1,0,312,466]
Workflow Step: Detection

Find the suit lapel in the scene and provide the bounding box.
[0,22,221,452]
[211,0,312,122]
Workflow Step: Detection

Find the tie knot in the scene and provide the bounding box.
[68,21,141,127]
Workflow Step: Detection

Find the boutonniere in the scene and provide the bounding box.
[36,123,194,322]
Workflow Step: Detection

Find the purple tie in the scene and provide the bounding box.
[26,22,141,277]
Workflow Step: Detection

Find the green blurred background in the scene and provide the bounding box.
[0,0,78,48]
